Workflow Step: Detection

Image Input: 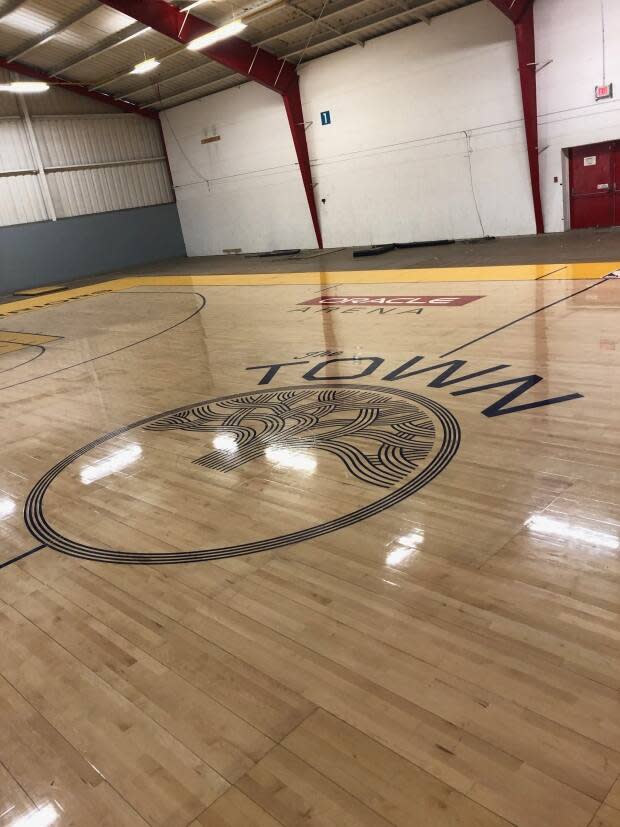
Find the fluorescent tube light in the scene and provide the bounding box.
[0,81,49,93]
[187,19,247,51]
[131,57,160,74]
[183,0,214,9]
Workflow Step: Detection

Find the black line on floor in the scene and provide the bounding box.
[313,282,344,294]
[0,339,46,346]
[535,265,568,280]
[0,544,45,570]
[283,247,347,261]
[0,345,45,375]
[0,329,64,339]
[0,291,206,393]
[440,277,609,358]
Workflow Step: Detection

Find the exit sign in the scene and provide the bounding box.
[595,83,613,100]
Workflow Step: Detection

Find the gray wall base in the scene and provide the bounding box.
[0,203,186,295]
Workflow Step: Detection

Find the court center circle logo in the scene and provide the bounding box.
[25,385,460,564]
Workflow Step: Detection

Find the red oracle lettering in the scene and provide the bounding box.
[299,295,484,307]
[317,297,344,305]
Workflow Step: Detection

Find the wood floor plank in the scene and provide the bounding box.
[606,778,620,811]
[237,746,395,827]
[482,495,620,612]
[2,265,619,827]
[218,563,620,799]
[22,559,316,741]
[0,599,228,827]
[590,805,620,827]
[282,708,512,826]
[0,762,35,827]
[0,675,150,826]
[11,585,275,783]
[53,555,601,827]
[278,542,620,689]
[191,787,283,826]
[0,561,43,606]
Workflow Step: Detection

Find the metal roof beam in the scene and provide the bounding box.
[99,0,298,94]
[253,0,379,48]
[6,1,100,63]
[87,0,366,102]
[71,1,212,94]
[147,70,238,107]
[119,49,208,99]
[105,0,321,245]
[0,0,26,19]
[106,0,367,101]
[90,44,198,91]
[488,0,533,24]
[144,0,458,105]
[287,1,365,48]
[280,2,434,58]
[129,0,446,104]
[0,56,160,119]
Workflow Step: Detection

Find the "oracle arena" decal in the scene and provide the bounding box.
[300,294,483,307]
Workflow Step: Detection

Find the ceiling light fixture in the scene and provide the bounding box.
[183,0,214,10]
[131,57,160,74]
[186,19,247,51]
[0,81,49,93]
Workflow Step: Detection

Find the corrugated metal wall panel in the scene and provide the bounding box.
[0,174,47,225]
[0,71,173,227]
[0,119,34,171]
[34,114,163,166]
[47,160,172,218]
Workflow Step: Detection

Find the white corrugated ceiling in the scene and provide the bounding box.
[0,0,478,110]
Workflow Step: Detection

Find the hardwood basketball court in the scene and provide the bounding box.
[1,257,619,827]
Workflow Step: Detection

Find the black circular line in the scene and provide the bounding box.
[0,344,45,375]
[24,384,460,565]
[0,290,207,392]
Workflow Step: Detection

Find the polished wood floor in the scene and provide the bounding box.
[0,261,619,827]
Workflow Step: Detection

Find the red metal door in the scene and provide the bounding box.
[569,142,613,229]
[613,141,620,227]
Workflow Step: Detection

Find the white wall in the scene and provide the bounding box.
[163,0,620,254]
[161,85,315,254]
[537,0,620,231]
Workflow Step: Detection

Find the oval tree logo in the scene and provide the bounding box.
[25,385,460,564]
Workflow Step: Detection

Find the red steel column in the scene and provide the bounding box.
[100,0,321,247]
[283,77,323,249]
[514,4,544,233]
[100,0,298,93]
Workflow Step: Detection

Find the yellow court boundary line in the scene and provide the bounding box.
[1,262,617,317]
